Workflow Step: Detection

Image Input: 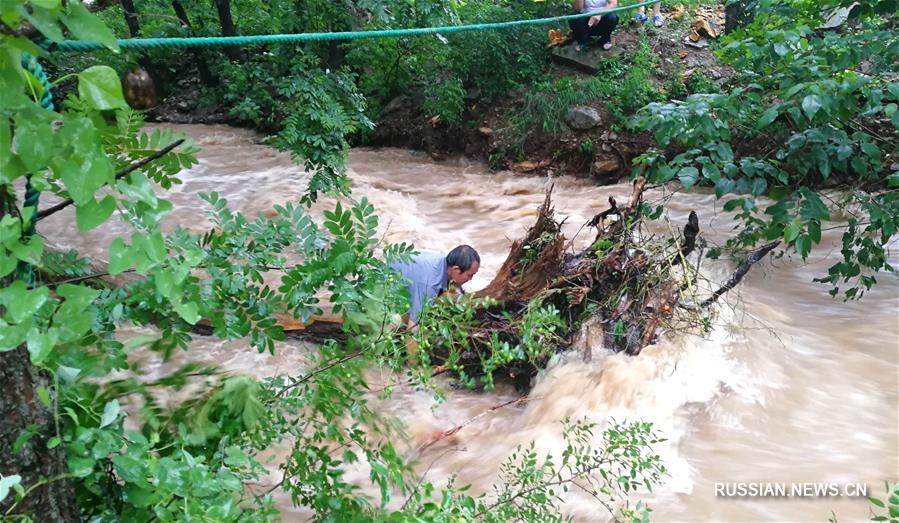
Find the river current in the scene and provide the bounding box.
[41,125,899,522]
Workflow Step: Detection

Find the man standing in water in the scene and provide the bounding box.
[390,245,480,327]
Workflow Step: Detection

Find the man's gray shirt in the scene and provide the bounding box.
[389,251,448,323]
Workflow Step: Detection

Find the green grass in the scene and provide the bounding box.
[498,32,664,155]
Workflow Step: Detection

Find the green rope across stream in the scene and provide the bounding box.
[55,0,661,52]
[18,53,54,282]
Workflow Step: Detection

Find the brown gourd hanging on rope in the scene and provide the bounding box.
[122,67,157,110]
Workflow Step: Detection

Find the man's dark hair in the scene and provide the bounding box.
[446,245,480,271]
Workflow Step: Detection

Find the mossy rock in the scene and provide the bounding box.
[551,43,626,74]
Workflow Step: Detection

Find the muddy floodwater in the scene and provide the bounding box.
[41,125,899,522]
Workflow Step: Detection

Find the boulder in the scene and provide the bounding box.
[724,0,758,34]
[511,160,550,173]
[566,105,602,131]
[819,2,860,30]
[592,155,622,184]
[383,94,416,115]
[592,156,619,176]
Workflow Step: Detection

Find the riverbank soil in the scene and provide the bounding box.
[148,3,731,185]
[365,4,730,182]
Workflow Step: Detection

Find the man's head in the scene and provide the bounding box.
[446,245,480,287]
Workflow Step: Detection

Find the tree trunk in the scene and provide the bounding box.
[120,0,141,38]
[172,0,217,85]
[424,179,778,386]
[0,350,78,521]
[212,0,241,61]
[0,189,78,522]
[117,0,166,98]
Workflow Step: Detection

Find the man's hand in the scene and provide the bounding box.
[588,14,602,26]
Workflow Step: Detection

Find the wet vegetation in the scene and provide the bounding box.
[0,0,896,521]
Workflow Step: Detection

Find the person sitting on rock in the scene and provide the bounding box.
[389,245,480,327]
[569,0,619,52]
[636,1,664,27]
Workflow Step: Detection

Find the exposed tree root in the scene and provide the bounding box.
[423,177,778,387]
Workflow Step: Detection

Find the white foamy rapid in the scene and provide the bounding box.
[39,125,898,522]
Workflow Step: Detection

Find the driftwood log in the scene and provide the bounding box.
[36,176,776,383]
[422,177,778,388]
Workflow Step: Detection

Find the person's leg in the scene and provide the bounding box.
[596,12,619,47]
[569,16,590,49]
[652,1,664,26]
[636,6,647,22]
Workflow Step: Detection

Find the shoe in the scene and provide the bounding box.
[634,13,648,23]
[652,15,664,27]
[602,41,613,50]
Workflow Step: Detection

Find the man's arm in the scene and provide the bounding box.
[572,0,584,13]
[588,0,616,25]
[408,283,425,326]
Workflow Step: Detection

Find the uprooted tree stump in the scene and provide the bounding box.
[419,177,779,389]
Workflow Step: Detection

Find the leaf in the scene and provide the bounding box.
[18,5,64,42]
[723,198,744,212]
[783,221,801,243]
[78,66,126,111]
[799,188,830,221]
[142,232,166,263]
[122,333,161,352]
[0,47,28,103]
[0,475,22,503]
[860,142,881,161]
[801,95,822,120]
[678,167,699,189]
[12,425,37,453]
[9,235,43,266]
[36,387,52,408]
[14,117,54,172]
[702,164,721,183]
[75,195,116,231]
[757,107,779,128]
[808,220,821,244]
[26,327,57,365]
[797,234,812,258]
[0,255,14,279]
[0,281,48,324]
[751,177,767,197]
[174,301,199,324]
[123,484,157,508]
[116,172,158,207]
[61,2,119,51]
[888,83,899,100]
[99,399,120,428]
[715,178,735,198]
[55,154,114,207]
[56,284,99,309]
[57,365,80,383]
[0,120,13,183]
[107,238,131,275]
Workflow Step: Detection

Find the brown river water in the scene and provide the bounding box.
[40,125,898,522]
